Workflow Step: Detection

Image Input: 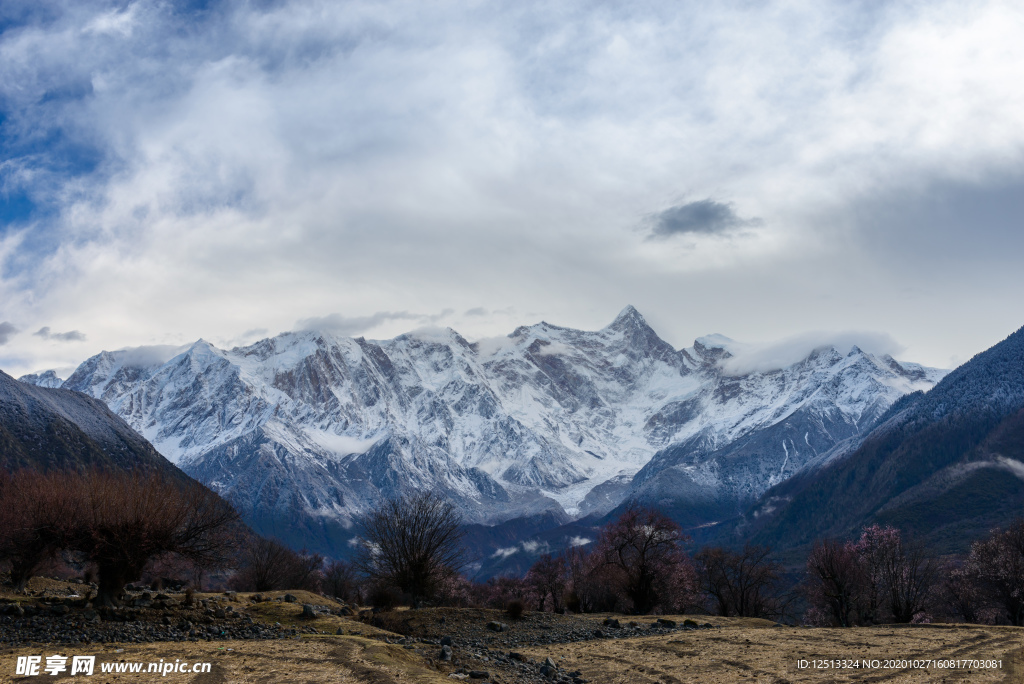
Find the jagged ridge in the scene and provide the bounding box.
[19,307,943,556]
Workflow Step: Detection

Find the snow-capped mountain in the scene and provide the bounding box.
[21,307,944,554]
[17,370,64,388]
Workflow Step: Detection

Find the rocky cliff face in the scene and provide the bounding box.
[22,307,943,554]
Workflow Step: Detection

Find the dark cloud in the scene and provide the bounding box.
[647,199,761,239]
[464,307,488,316]
[33,326,86,342]
[0,322,17,345]
[296,310,454,337]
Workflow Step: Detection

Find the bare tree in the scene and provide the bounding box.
[697,544,786,619]
[322,559,360,604]
[0,470,82,590]
[805,539,863,627]
[354,492,464,606]
[74,470,240,607]
[232,537,324,592]
[851,525,936,624]
[967,519,1024,626]
[938,559,982,624]
[596,504,690,614]
[881,540,936,623]
[1,468,237,603]
[526,553,566,612]
[563,544,599,613]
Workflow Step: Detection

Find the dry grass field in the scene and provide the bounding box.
[518,618,1024,684]
[3,618,1021,683]
[2,578,1022,683]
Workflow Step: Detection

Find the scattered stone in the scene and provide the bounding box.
[440,635,454,646]
[486,620,506,632]
[440,645,453,661]
[656,618,677,627]
[284,594,298,603]
[468,671,490,680]
[603,618,620,628]
[300,604,317,619]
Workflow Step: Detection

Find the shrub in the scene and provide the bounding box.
[367,583,403,612]
[505,599,525,619]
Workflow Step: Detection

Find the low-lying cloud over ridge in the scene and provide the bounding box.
[708,331,908,376]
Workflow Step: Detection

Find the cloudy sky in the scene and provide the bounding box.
[2,0,1024,378]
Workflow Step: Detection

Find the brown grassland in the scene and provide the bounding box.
[2,580,1022,683]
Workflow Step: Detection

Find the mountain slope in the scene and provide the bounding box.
[21,307,943,557]
[740,324,1024,555]
[0,369,185,479]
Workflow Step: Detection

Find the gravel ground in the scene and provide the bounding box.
[0,597,300,645]
[363,606,721,684]
[0,578,724,684]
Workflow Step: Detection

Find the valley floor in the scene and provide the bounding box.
[2,578,1021,683]
[3,620,1021,683]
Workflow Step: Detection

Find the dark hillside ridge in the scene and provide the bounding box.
[734,324,1024,557]
[0,369,186,480]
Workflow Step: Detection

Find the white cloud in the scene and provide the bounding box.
[1,1,1024,376]
[116,344,191,369]
[533,341,574,357]
[306,430,379,457]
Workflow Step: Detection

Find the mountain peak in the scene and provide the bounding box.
[693,334,735,351]
[606,305,647,331]
[18,370,64,388]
